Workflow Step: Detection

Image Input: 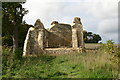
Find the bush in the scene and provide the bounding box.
[101,40,118,63]
[2,47,23,78]
[13,48,23,60]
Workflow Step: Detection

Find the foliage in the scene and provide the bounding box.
[2,34,13,46]
[2,2,28,36]
[2,23,31,47]
[18,24,31,47]
[2,2,28,51]
[2,45,118,78]
[101,40,119,63]
[2,2,28,25]
[2,46,23,78]
[83,30,102,43]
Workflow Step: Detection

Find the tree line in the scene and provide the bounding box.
[83,30,102,43]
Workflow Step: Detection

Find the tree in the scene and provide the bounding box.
[83,30,102,43]
[93,34,102,43]
[2,2,28,52]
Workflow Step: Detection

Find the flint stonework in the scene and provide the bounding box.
[23,19,45,56]
[71,17,84,48]
[23,17,84,56]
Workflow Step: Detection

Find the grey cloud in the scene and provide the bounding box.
[98,19,118,34]
[100,33,118,43]
[97,19,118,43]
[23,0,118,43]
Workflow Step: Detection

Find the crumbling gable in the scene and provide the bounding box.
[23,17,84,56]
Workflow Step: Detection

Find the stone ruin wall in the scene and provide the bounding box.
[23,17,84,56]
[47,23,72,48]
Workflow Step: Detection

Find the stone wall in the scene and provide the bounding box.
[47,23,72,48]
[23,17,84,56]
[23,19,45,56]
[71,17,84,48]
[44,48,83,54]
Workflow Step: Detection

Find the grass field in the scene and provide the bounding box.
[85,43,101,49]
[2,43,119,78]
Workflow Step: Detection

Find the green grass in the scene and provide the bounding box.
[2,46,118,78]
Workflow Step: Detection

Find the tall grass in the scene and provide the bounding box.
[2,42,118,78]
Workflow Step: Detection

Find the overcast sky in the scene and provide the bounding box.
[22,0,119,43]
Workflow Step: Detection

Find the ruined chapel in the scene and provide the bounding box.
[23,17,84,56]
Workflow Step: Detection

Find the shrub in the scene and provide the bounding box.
[101,40,118,63]
[2,47,23,78]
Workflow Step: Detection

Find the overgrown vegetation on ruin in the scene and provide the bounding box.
[2,40,118,78]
